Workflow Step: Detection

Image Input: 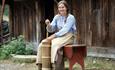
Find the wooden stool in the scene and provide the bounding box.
[64,44,87,70]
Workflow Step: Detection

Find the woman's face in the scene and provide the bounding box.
[58,3,67,16]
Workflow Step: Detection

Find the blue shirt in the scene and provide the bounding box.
[46,14,77,37]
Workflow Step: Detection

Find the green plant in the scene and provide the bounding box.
[4,5,9,16]
[0,35,34,59]
[25,42,34,55]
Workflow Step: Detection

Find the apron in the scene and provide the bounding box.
[51,33,74,63]
[36,33,74,64]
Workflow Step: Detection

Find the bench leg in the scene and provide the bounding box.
[77,58,84,70]
[69,57,78,70]
[69,60,74,70]
[76,55,85,70]
[69,54,85,70]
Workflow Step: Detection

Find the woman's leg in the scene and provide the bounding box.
[51,33,74,63]
[51,33,74,70]
[36,42,43,70]
[36,42,42,64]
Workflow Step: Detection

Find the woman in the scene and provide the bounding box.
[36,0,77,70]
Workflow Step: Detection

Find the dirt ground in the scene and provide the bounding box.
[0,60,37,70]
[0,57,115,70]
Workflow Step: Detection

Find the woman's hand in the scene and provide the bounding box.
[46,34,56,41]
[45,19,50,25]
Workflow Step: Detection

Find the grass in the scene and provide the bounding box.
[64,57,115,70]
[85,57,115,70]
[0,57,115,70]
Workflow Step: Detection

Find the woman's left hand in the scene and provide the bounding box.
[46,34,56,41]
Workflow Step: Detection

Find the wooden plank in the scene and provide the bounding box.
[109,0,115,47]
[14,0,27,2]
[72,0,84,44]
[85,0,92,46]
[0,0,6,44]
[35,0,41,44]
[65,44,86,47]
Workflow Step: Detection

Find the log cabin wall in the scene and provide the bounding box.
[72,0,115,47]
[13,0,36,42]
[109,0,115,47]
[1,0,115,48]
[11,0,44,44]
[10,0,54,44]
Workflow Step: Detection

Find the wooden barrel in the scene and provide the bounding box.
[42,40,51,70]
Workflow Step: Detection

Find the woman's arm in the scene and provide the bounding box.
[46,34,56,41]
[46,15,59,32]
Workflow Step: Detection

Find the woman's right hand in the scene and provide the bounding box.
[45,19,50,25]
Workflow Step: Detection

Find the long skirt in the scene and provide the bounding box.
[36,33,74,64]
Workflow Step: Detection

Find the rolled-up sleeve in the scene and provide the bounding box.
[46,15,58,32]
[55,15,76,37]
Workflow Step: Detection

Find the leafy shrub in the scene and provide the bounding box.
[0,35,34,59]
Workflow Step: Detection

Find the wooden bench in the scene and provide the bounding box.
[64,44,87,70]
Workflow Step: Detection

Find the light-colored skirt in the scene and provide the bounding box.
[36,33,74,64]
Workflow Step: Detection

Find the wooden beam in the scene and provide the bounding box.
[14,0,27,2]
[0,0,6,44]
[14,0,35,2]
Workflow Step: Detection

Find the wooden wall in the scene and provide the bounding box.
[10,0,44,44]
[10,0,54,44]
[6,0,115,48]
[13,0,36,42]
[72,0,115,47]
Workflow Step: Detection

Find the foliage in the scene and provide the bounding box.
[0,35,34,59]
[4,5,9,16]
